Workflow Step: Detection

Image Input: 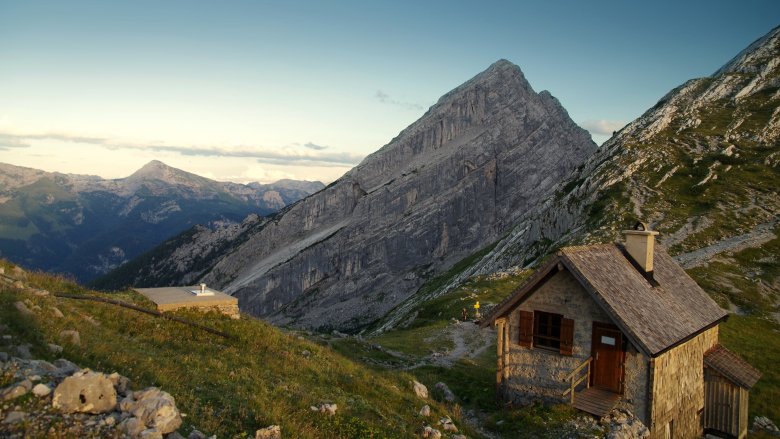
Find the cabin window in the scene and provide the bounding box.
[534,311,562,350]
[518,310,574,355]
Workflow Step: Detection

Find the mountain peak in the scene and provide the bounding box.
[713,25,780,76]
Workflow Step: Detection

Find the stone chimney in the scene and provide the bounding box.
[623,222,659,275]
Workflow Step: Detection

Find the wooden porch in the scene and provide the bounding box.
[572,387,621,417]
[563,356,621,417]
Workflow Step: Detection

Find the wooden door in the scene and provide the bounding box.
[591,323,624,393]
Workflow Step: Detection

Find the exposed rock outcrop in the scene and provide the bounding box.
[194,60,595,330]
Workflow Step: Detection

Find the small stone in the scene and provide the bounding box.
[32,383,51,397]
[13,301,33,316]
[139,428,164,439]
[2,410,26,424]
[131,387,182,434]
[319,403,337,416]
[255,424,282,439]
[15,344,32,359]
[0,352,7,362]
[53,358,80,376]
[419,405,431,417]
[422,426,441,439]
[119,417,145,437]
[59,330,81,346]
[167,432,186,439]
[452,435,467,439]
[442,422,458,432]
[1,385,27,401]
[413,380,428,399]
[188,430,208,439]
[48,343,63,354]
[51,307,65,318]
[104,415,116,426]
[32,289,50,297]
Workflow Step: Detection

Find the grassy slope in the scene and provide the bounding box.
[1,260,468,439]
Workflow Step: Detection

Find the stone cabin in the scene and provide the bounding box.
[482,225,761,439]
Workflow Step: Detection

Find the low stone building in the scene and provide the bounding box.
[482,224,761,439]
[134,284,239,319]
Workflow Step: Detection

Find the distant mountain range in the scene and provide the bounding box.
[0,160,323,281]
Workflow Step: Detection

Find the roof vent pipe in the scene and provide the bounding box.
[200,283,207,295]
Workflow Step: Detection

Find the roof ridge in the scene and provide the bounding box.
[559,243,616,254]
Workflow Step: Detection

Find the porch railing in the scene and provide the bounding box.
[562,356,592,404]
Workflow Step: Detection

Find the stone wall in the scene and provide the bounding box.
[648,326,718,439]
[503,268,649,420]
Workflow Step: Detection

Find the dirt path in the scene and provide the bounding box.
[674,219,777,268]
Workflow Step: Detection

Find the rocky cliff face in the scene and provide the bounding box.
[196,60,596,330]
[375,26,780,331]
[0,161,322,281]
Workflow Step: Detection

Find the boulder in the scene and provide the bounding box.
[433,382,456,403]
[413,380,428,399]
[131,387,183,434]
[255,425,282,439]
[52,371,117,414]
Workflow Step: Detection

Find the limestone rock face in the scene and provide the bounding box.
[52,371,117,414]
[199,59,596,330]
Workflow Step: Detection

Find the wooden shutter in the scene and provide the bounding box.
[518,310,533,348]
[560,317,574,356]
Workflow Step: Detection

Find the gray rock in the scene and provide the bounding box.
[413,380,428,399]
[255,425,282,439]
[53,358,80,376]
[419,405,431,417]
[15,344,32,359]
[0,352,7,362]
[108,371,131,395]
[188,430,208,439]
[433,382,456,403]
[2,410,26,424]
[754,415,780,433]
[120,417,146,437]
[32,383,51,397]
[139,428,164,439]
[131,387,182,434]
[52,371,117,414]
[51,307,64,318]
[59,329,81,346]
[166,432,186,439]
[48,343,63,354]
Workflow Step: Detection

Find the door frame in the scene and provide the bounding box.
[590,321,626,394]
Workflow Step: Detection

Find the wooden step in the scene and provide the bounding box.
[572,387,621,417]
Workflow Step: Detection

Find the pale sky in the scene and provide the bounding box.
[0,1,778,184]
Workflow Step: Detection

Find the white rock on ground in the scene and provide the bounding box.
[129,387,183,434]
[32,383,52,397]
[52,371,117,414]
[419,405,431,417]
[255,424,282,439]
[2,411,26,424]
[422,425,442,438]
[413,380,428,399]
[13,301,33,316]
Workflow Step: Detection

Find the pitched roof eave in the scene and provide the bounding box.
[479,256,561,328]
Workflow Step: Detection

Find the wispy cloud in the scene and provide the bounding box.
[580,120,626,136]
[303,142,328,150]
[0,133,32,149]
[0,131,364,167]
[374,90,425,111]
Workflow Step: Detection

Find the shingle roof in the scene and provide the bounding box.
[483,243,728,356]
[704,344,762,389]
